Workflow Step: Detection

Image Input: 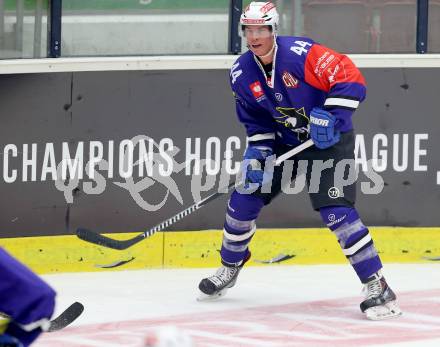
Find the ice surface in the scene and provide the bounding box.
[36,264,440,346]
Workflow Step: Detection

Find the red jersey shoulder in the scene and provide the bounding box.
[304,44,365,92]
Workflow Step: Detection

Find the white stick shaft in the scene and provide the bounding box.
[275,139,314,165]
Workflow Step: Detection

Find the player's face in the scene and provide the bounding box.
[243,25,274,57]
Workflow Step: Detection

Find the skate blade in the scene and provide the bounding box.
[196,288,229,302]
[365,301,402,321]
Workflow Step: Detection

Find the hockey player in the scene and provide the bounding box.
[0,247,56,346]
[198,1,401,320]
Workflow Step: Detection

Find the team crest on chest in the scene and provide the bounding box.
[282,71,299,88]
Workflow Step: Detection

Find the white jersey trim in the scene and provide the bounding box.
[324,97,360,109]
[247,133,276,142]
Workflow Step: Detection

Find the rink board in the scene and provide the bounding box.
[0,64,439,239]
[0,57,439,275]
[1,227,440,274]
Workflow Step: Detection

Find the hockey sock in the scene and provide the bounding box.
[220,191,265,265]
[320,206,382,283]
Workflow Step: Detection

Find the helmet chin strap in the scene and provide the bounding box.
[256,41,276,61]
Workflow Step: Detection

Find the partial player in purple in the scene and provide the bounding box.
[0,247,56,346]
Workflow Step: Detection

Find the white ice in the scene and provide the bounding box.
[35,264,440,347]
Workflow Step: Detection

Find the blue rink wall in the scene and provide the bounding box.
[0,56,439,273]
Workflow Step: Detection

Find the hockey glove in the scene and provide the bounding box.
[309,107,340,149]
[242,146,275,187]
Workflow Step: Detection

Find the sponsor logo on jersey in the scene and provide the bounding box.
[314,52,336,77]
[327,64,340,83]
[275,93,283,102]
[249,81,266,102]
[282,71,299,88]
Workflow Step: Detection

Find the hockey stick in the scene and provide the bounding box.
[0,302,84,333]
[47,301,84,332]
[76,139,314,250]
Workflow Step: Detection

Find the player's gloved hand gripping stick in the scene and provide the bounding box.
[309,107,340,149]
[242,145,274,187]
[76,139,314,250]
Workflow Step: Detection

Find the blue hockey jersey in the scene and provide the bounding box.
[229,36,366,149]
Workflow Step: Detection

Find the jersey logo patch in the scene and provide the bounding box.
[282,71,299,88]
[249,81,266,102]
[274,107,309,141]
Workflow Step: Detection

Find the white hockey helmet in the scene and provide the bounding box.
[240,2,279,34]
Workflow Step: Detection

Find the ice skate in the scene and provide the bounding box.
[197,255,249,301]
[360,271,402,320]
[197,263,242,301]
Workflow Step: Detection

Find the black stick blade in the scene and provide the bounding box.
[76,228,143,250]
[95,256,135,269]
[48,302,84,332]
